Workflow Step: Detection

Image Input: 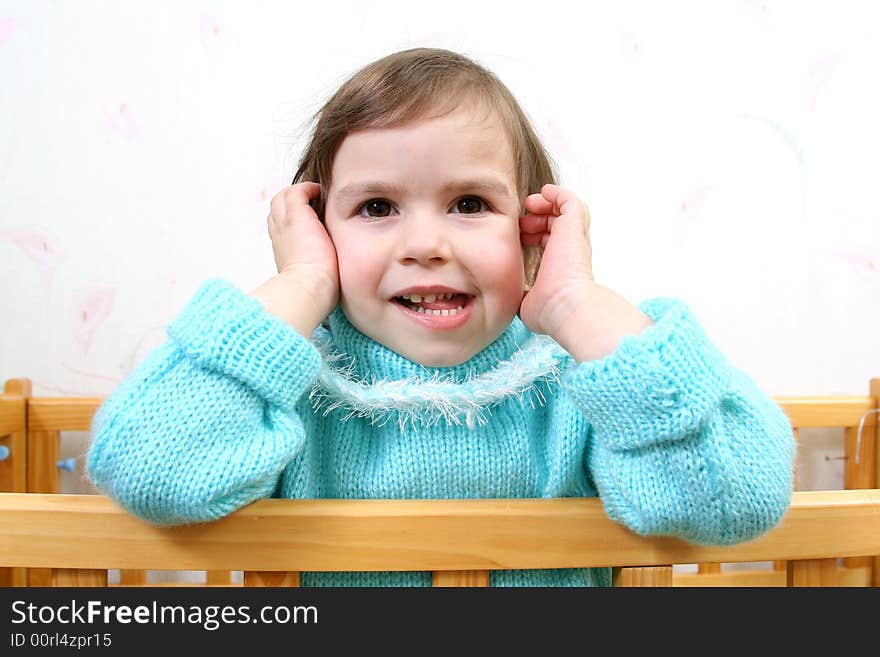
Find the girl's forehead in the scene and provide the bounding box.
[347,110,504,146]
[332,113,515,181]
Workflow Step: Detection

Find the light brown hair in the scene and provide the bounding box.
[291,47,559,288]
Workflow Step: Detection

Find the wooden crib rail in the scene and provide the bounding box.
[0,490,878,587]
[2,380,878,587]
[775,395,876,428]
[0,383,26,494]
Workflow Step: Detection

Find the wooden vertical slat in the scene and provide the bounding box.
[27,570,53,586]
[432,570,490,587]
[244,571,300,587]
[613,566,673,587]
[119,569,148,585]
[206,570,232,585]
[53,568,108,586]
[27,429,60,494]
[843,417,876,577]
[872,378,880,587]
[27,426,60,586]
[0,379,30,586]
[787,559,839,586]
[0,379,28,493]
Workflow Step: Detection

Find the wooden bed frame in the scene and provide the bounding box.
[1,377,877,587]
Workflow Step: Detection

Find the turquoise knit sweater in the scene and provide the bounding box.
[86,278,796,586]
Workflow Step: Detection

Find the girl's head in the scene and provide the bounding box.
[292,48,558,367]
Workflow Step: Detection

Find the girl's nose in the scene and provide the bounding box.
[397,215,453,265]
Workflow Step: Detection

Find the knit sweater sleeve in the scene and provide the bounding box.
[85,278,322,526]
[561,298,796,546]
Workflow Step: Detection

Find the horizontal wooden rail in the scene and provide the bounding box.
[775,396,874,428]
[25,397,103,432]
[0,490,878,572]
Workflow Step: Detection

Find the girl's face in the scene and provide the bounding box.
[324,106,525,367]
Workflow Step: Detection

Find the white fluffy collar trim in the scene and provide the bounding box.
[307,331,571,432]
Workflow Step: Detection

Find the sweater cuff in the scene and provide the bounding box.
[561,298,730,451]
[166,278,323,415]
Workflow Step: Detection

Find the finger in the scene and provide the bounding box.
[282,182,322,226]
[520,215,561,240]
[520,232,546,247]
[270,182,318,209]
[269,190,289,226]
[519,213,549,233]
[524,192,554,215]
[540,184,590,228]
[539,183,571,215]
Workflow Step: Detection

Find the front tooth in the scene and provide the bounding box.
[423,294,436,303]
[409,294,422,302]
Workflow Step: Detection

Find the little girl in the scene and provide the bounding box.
[86,47,796,587]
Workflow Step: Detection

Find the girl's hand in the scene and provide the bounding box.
[254,183,340,335]
[519,184,653,361]
[267,182,338,286]
[518,184,594,337]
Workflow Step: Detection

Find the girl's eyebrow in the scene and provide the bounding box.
[334,178,512,200]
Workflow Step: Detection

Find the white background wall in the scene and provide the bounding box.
[2,1,878,506]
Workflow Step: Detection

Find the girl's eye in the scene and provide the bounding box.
[453,196,489,214]
[354,196,490,220]
[357,199,393,219]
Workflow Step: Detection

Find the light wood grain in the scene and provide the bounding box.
[675,565,871,587]
[787,558,839,586]
[614,566,673,587]
[244,571,300,587]
[843,417,876,575]
[53,568,108,586]
[206,570,233,585]
[775,396,874,428]
[0,396,26,433]
[0,380,30,588]
[119,569,148,585]
[0,490,877,573]
[6,385,879,587]
[27,430,59,494]
[432,570,490,587]
[0,380,28,494]
[872,377,880,587]
[27,397,103,431]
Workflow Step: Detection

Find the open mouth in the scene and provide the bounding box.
[391,293,474,317]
